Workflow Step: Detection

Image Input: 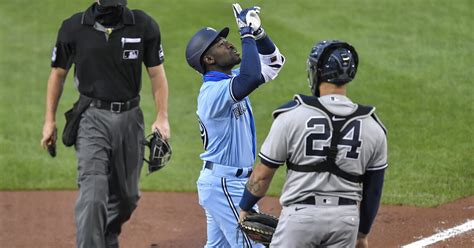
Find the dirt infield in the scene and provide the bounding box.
[0,191,472,248]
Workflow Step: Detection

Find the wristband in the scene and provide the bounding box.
[254,27,266,40]
[239,187,262,211]
[239,27,254,39]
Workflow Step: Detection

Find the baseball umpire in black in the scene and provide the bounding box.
[40,0,170,247]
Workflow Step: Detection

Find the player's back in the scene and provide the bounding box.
[271,94,387,205]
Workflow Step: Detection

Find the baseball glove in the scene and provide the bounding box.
[239,212,279,246]
[143,130,172,175]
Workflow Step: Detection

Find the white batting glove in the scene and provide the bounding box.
[232,3,262,38]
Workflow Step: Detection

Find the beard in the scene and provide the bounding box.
[220,55,241,70]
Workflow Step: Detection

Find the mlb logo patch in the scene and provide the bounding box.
[123,50,139,60]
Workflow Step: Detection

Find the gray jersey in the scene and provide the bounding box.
[259,94,387,206]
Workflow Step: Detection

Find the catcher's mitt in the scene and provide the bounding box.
[239,212,279,246]
[143,131,172,175]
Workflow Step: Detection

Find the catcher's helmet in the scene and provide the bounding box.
[185,27,229,74]
[307,40,358,96]
[98,0,127,7]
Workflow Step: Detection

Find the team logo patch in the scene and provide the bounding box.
[123,50,139,60]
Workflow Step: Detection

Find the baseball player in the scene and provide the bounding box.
[239,40,387,248]
[40,0,170,247]
[185,3,285,248]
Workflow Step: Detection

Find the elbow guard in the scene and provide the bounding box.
[259,46,285,83]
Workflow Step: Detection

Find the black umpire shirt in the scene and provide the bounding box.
[51,3,165,101]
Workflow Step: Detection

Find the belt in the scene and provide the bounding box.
[295,196,357,206]
[90,96,140,113]
[204,161,253,178]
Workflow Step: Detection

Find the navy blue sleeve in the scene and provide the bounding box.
[256,35,276,55]
[231,37,265,101]
[359,169,385,234]
[239,187,263,211]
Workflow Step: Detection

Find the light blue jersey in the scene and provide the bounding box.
[197,69,257,168]
[193,32,284,248]
[196,69,263,248]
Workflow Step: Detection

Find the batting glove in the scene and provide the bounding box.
[232,3,261,39]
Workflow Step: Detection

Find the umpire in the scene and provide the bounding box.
[40,0,170,247]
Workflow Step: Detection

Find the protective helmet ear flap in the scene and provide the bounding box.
[307,56,319,97]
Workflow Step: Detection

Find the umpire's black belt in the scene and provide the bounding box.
[90,96,140,113]
[204,161,253,178]
[295,196,357,206]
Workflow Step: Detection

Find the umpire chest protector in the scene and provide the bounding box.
[276,94,375,183]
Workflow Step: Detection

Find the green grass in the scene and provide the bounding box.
[0,0,472,207]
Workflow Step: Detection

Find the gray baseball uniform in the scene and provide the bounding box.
[258,94,387,247]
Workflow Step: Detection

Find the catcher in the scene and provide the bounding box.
[239,40,387,247]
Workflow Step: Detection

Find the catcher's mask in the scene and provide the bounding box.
[307,40,358,97]
[143,131,172,175]
[98,0,127,7]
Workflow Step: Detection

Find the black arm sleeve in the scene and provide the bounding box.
[256,35,276,55]
[231,37,265,101]
[359,169,385,234]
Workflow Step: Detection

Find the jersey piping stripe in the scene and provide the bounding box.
[229,76,238,103]
[259,152,284,166]
[371,113,387,135]
[220,178,252,247]
[367,163,388,171]
[271,99,300,119]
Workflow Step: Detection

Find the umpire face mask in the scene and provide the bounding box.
[94,5,123,26]
[98,0,127,7]
[95,0,126,26]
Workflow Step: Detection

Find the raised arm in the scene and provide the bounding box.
[230,4,285,101]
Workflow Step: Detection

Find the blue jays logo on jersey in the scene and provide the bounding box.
[232,102,247,119]
[198,117,208,150]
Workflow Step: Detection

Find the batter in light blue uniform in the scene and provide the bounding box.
[185,4,284,247]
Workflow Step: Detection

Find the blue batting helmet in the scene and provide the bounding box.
[307,40,358,96]
[185,27,229,74]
